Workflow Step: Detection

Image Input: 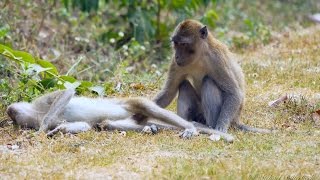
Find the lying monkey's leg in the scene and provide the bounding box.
[142,124,158,134]
[177,80,205,124]
[39,89,75,132]
[46,122,91,136]
[201,76,223,128]
[191,121,234,143]
[99,119,146,131]
[123,98,199,139]
[145,119,234,142]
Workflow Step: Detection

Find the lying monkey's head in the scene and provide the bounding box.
[171,19,208,66]
[6,102,39,128]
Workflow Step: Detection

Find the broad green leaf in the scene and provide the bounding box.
[60,75,76,83]
[80,81,93,88]
[13,51,36,63]
[0,44,18,61]
[39,78,57,89]
[0,44,35,63]
[37,59,59,75]
[77,81,93,93]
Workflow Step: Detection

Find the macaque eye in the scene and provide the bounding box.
[188,49,195,54]
[180,43,187,47]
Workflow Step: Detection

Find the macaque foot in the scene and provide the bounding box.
[97,120,109,130]
[209,133,234,143]
[215,126,228,133]
[179,128,199,139]
[209,134,221,141]
[142,124,158,134]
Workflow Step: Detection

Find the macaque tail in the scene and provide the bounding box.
[235,123,271,133]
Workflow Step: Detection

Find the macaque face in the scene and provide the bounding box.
[171,35,197,66]
[6,102,39,128]
[171,20,208,67]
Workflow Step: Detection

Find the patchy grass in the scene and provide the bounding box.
[1,26,320,179]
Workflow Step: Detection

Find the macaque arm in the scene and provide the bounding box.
[39,89,75,132]
[154,63,184,108]
[210,65,243,132]
[46,122,91,136]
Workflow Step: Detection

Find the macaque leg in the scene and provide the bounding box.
[98,119,159,135]
[39,89,75,132]
[99,118,146,131]
[177,80,205,124]
[46,122,91,136]
[201,76,223,128]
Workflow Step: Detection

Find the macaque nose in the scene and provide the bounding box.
[6,106,16,121]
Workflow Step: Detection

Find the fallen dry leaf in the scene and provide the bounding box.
[268,94,288,107]
[312,109,320,126]
[130,83,145,90]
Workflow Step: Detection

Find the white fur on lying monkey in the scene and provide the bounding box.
[6,89,234,142]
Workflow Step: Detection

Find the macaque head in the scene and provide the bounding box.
[171,19,208,66]
[6,102,39,128]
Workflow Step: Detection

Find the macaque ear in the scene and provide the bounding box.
[199,26,208,39]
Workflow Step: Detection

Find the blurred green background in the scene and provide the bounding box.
[0,0,319,105]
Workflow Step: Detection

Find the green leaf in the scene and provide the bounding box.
[0,44,17,61]
[36,59,59,75]
[244,19,254,30]
[77,81,93,93]
[0,44,35,63]
[80,81,93,88]
[39,78,57,89]
[13,51,36,63]
[60,75,76,83]
[0,27,9,39]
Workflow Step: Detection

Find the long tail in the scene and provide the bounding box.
[235,123,271,133]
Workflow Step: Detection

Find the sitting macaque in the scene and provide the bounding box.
[154,19,271,134]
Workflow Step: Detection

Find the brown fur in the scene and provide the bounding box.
[155,19,270,133]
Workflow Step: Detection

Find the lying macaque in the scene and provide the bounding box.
[6,89,234,142]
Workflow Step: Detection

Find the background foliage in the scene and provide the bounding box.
[0,0,319,108]
[0,1,320,178]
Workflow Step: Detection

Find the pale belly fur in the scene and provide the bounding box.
[63,97,131,123]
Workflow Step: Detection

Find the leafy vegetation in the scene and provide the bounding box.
[0,0,320,178]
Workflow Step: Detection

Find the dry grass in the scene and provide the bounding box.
[1,26,320,179]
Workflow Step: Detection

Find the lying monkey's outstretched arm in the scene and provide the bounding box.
[38,89,75,132]
[46,121,91,136]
